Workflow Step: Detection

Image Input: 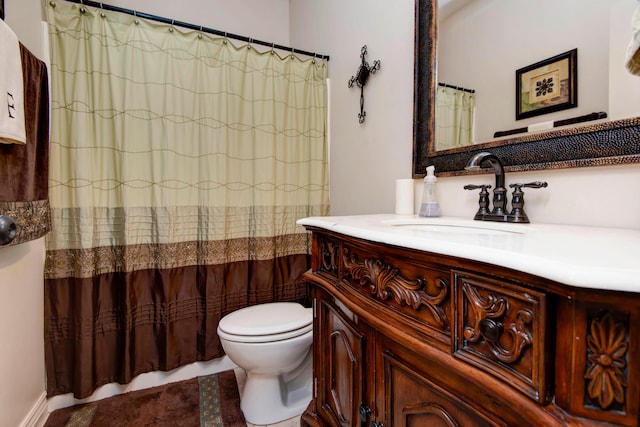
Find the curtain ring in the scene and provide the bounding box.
[169,20,174,32]
[271,42,275,55]
[133,10,139,25]
[198,26,203,39]
[290,47,295,60]
[99,2,106,18]
[223,32,228,45]
[247,38,252,50]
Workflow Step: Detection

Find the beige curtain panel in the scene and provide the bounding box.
[45,0,328,398]
[435,85,475,151]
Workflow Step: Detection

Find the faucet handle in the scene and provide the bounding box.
[521,181,548,189]
[464,184,492,219]
[463,184,492,191]
[508,181,548,193]
[509,181,548,223]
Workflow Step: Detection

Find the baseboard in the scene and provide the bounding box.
[20,392,49,427]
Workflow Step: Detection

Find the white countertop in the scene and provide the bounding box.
[297,214,640,293]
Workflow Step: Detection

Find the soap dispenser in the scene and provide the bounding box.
[419,165,441,217]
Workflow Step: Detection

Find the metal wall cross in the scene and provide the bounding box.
[348,45,381,124]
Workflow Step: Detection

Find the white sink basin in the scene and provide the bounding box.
[392,223,523,235]
[383,219,527,236]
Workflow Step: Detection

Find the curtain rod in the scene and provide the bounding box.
[438,82,475,93]
[59,0,330,61]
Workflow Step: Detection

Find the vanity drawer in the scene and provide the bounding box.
[339,242,452,343]
[453,271,550,403]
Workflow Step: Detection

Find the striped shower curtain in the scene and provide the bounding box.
[44,0,329,398]
[435,85,475,150]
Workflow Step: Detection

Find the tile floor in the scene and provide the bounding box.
[233,367,302,427]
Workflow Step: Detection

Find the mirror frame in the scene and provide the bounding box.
[413,0,640,178]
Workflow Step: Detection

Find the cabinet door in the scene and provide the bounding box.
[315,287,372,427]
[378,336,498,427]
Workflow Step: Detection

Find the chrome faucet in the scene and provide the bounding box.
[464,152,547,223]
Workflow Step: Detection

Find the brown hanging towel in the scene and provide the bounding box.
[0,44,51,245]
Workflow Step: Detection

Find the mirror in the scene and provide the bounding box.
[413,0,640,177]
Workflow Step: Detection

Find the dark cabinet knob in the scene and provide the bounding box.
[479,318,503,342]
[359,405,372,422]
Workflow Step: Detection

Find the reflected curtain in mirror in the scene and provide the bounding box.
[435,85,475,150]
[44,0,329,398]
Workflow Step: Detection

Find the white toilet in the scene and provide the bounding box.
[217,302,313,425]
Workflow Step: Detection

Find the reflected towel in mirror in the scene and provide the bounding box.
[626,4,640,75]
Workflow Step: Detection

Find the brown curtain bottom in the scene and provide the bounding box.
[45,254,310,398]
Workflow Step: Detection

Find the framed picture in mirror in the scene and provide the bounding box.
[516,49,577,120]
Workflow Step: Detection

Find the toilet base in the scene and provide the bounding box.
[240,350,312,425]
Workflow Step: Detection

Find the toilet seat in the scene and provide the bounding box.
[218,302,312,343]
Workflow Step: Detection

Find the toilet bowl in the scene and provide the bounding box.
[217,302,313,425]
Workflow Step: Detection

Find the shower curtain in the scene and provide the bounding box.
[435,85,475,150]
[44,0,329,398]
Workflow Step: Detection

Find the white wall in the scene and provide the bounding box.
[290,0,416,215]
[103,0,290,47]
[0,239,46,427]
[291,0,640,229]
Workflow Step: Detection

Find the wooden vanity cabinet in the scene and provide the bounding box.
[300,229,640,427]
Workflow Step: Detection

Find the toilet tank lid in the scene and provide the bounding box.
[218,302,312,336]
